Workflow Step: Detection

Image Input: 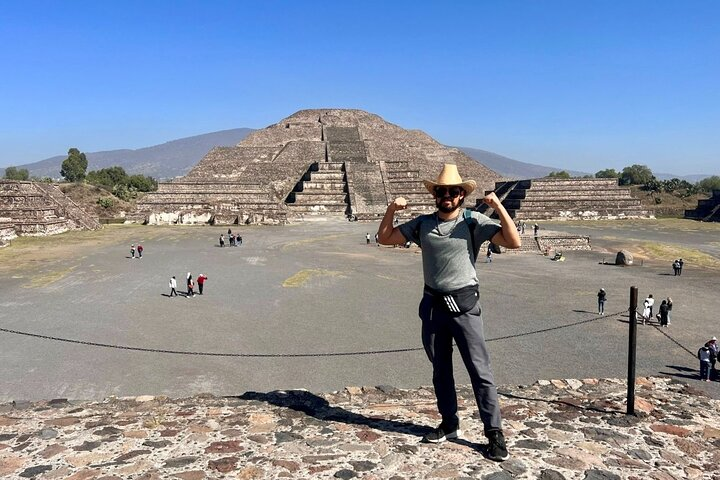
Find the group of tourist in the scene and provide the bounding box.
[129,243,144,259]
[672,258,684,275]
[169,272,208,298]
[639,293,673,327]
[597,290,675,327]
[698,336,718,382]
[219,229,243,247]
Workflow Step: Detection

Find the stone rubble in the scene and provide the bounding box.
[0,377,718,479]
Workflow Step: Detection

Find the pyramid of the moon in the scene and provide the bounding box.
[136,109,501,224]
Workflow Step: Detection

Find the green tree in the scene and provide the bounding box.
[546,170,571,179]
[60,148,88,182]
[127,174,158,192]
[3,166,30,180]
[697,175,720,192]
[595,168,619,179]
[643,178,662,193]
[619,164,654,186]
[96,196,115,208]
[87,166,128,189]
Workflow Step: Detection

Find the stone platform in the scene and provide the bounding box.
[1,377,718,479]
[685,190,720,222]
[0,180,101,239]
[478,179,653,221]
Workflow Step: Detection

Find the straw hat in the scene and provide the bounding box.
[422,164,476,196]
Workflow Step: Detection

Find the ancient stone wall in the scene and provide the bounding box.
[480,178,653,221]
[0,180,100,237]
[685,189,720,222]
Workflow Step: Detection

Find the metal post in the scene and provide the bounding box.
[627,286,638,415]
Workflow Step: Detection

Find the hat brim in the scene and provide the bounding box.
[423,180,476,196]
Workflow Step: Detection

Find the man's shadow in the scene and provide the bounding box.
[233,390,485,452]
[659,365,700,381]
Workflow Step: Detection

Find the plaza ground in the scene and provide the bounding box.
[0,218,718,402]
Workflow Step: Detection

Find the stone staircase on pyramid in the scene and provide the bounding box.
[0,180,100,239]
[135,109,502,225]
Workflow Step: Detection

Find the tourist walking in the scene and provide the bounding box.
[698,344,712,381]
[137,244,143,258]
[658,299,669,327]
[219,235,225,247]
[641,297,651,324]
[366,233,371,245]
[521,221,526,234]
[533,223,539,237]
[666,297,673,325]
[678,258,684,275]
[169,276,177,297]
[237,235,242,246]
[486,244,493,263]
[197,273,207,295]
[597,288,606,315]
[377,164,521,462]
[642,294,655,323]
[186,273,195,297]
[706,337,718,380]
[673,259,680,276]
[130,244,135,259]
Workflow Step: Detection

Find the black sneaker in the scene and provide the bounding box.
[422,421,461,443]
[484,430,509,462]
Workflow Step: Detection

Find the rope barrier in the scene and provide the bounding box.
[0,311,623,358]
[651,324,697,358]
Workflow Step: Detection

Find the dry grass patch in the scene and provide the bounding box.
[282,269,345,287]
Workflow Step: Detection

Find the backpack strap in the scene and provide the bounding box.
[463,208,479,263]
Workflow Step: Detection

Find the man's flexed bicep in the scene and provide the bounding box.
[377,197,409,245]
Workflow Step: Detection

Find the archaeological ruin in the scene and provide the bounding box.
[477,178,653,221]
[136,109,655,226]
[0,180,101,246]
[685,189,720,222]
[135,109,500,225]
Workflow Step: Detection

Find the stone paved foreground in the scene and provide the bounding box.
[1,377,718,479]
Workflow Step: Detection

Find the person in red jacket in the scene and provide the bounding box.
[197,273,207,295]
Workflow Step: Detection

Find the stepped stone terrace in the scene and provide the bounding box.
[477,178,654,221]
[135,109,501,225]
[0,180,100,245]
[685,189,720,222]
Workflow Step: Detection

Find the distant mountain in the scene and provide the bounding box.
[654,172,712,183]
[1,128,254,180]
[455,147,589,179]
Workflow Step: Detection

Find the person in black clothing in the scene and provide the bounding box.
[658,300,669,327]
[678,258,684,275]
[597,288,606,315]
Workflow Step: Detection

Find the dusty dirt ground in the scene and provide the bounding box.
[0,218,718,402]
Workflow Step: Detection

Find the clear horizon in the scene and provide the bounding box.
[1,1,718,176]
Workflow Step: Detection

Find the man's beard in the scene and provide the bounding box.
[436,198,460,214]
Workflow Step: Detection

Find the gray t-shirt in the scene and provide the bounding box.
[398,211,501,292]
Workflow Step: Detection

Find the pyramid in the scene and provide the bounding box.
[136,109,501,224]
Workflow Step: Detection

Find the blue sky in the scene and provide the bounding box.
[1,1,718,175]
